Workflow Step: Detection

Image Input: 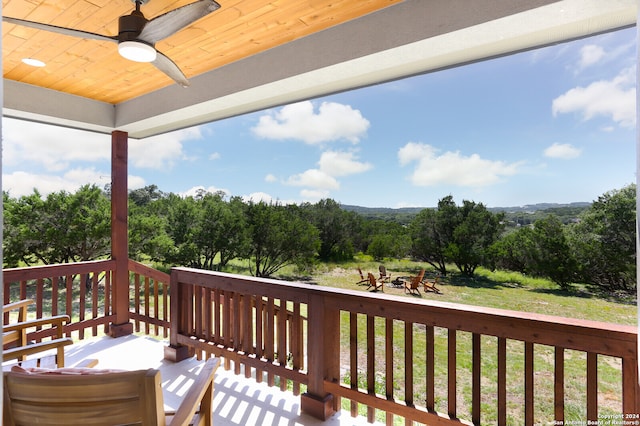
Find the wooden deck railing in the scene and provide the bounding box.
[127,259,170,338]
[168,267,640,425]
[4,262,639,424]
[3,260,116,340]
[3,259,169,340]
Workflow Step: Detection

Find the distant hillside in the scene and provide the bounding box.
[341,202,592,225]
[487,202,591,213]
[341,202,590,214]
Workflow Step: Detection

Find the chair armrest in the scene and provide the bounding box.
[3,299,34,314]
[3,337,74,362]
[3,315,70,334]
[167,357,220,426]
[3,299,34,323]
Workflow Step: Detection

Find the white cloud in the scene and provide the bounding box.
[397,142,521,187]
[578,44,605,69]
[300,189,331,200]
[2,168,141,198]
[265,174,278,183]
[544,143,582,159]
[286,169,340,190]
[181,185,228,198]
[3,119,109,171]
[282,150,371,199]
[552,67,636,128]
[129,127,203,169]
[251,101,370,144]
[242,192,275,203]
[209,152,221,160]
[317,151,372,177]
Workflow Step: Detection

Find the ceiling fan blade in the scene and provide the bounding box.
[3,16,117,42]
[152,51,190,87]
[138,0,221,44]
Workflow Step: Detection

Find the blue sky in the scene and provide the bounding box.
[3,27,636,208]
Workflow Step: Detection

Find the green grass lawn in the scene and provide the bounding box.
[303,258,636,326]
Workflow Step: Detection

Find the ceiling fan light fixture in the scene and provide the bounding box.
[118,41,156,62]
[22,58,46,67]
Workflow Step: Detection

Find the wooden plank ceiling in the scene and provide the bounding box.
[2,0,402,104]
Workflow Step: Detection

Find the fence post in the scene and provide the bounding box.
[301,293,339,420]
[164,270,194,362]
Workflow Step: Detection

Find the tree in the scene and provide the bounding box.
[409,205,448,275]
[365,220,410,260]
[528,215,577,289]
[446,200,504,276]
[304,199,360,261]
[568,184,636,292]
[245,201,320,277]
[3,185,111,266]
[488,227,534,274]
[410,196,503,276]
[155,191,249,271]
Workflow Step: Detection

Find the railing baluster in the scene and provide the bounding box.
[448,329,457,419]
[586,352,598,421]
[79,273,86,340]
[91,272,98,336]
[498,337,507,424]
[104,270,111,334]
[366,314,375,423]
[472,333,481,425]
[153,278,159,336]
[36,278,44,323]
[52,276,59,316]
[255,296,264,383]
[405,321,414,408]
[525,341,534,424]
[244,294,253,379]
[266,297,275,386]
[278,300,288,391]
[555,347,565,423]
[426,325,435,412]
[144,276,151,335]
[622,356,639,415]
[292,302,302,395]
[65,275,72,328]
[233,291,241,374]
[385,317,394,425]
[350,312,358,417]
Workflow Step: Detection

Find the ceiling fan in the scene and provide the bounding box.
[3,0,222,87]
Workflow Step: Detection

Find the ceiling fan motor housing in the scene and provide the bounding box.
[118,11,149,43]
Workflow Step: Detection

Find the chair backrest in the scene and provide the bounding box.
[357,267,365,279]
[379,265,387,275]
[411,269,426,288]
[3,368,165,426]
[367,272,378,286]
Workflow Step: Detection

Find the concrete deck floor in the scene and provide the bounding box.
[4,334,379,426]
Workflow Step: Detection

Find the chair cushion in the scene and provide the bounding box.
[11,365,123,375]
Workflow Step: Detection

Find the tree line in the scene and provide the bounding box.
[3,183,636,293]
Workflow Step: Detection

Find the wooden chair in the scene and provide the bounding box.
[3,357,221,426]
[356,267,368,285]
[378,265,392,283]
[366,272,383,292]
[3,299,73,367]
[404,269,425,296]
[422,275,442,294]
